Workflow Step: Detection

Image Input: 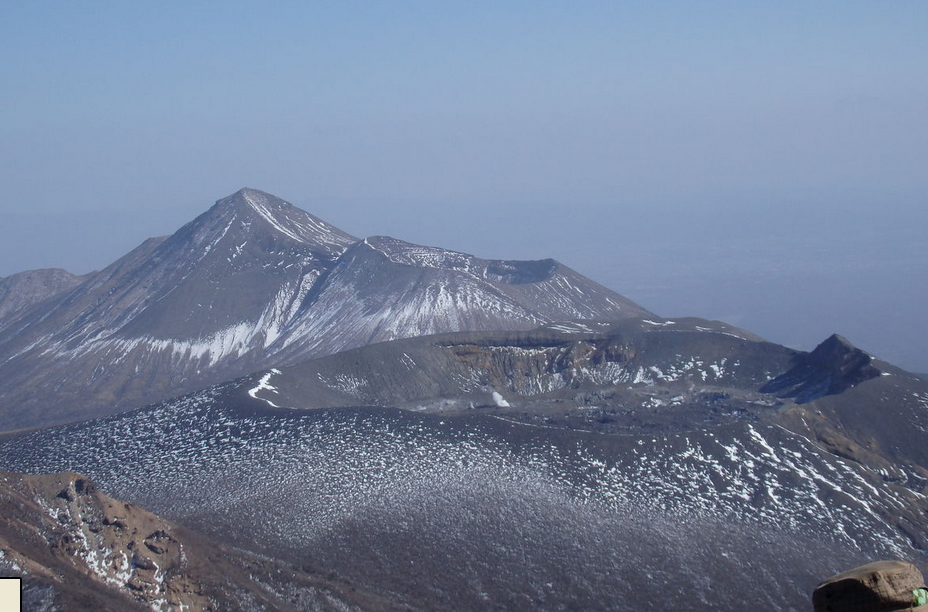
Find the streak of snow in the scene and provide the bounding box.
[248,370,282,408]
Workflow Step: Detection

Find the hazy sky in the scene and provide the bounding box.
[1,2,926,370]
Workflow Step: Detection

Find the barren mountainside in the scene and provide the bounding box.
[2,188,926,612]
[0,268,88,325]
[3,319,928,611]
[0,188,650,430]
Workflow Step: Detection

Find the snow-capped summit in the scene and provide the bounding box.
[0,189,652,429]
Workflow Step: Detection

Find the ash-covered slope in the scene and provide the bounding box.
[3,321,926,612]
[0,188,649,430]
[0,471,401,612]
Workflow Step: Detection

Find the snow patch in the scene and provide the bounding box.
[643,320,676,327]
[248,369,282,408]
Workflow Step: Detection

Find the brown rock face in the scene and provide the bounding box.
[1,471,213,611]
[0,470,411,612]
[813,560,927,612]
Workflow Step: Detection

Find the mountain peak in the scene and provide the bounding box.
[233,186,268,198]
[198,188,357,256]
[815,333,855,353]
[212,187,292,215]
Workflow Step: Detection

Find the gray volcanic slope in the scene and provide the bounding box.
[0,188,649,430]
[0,268,88,325]
[3,320,927,612]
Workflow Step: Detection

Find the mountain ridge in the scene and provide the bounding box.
[0,188,651,430]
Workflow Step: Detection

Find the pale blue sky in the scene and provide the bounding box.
[1,1,926,370]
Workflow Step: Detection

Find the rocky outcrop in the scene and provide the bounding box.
[0,470,405,612]
[760,334,880,403]
[0,471,213,610]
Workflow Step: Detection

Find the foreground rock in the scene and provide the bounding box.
[0,470,415,612]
